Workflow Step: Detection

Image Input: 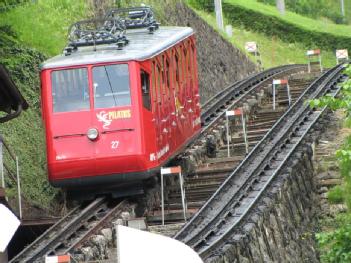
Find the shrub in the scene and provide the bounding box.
[327,185,345,204]
[220,2,351,51]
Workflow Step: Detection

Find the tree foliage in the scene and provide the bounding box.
[312,65,351,262]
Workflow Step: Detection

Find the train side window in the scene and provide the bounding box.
[175,52,180,84]
[156,64,162,104]
[92,64,131,109]
[51,68,89,113]
[141,70,151,111]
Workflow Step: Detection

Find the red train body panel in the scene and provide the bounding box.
[40,26,201,190]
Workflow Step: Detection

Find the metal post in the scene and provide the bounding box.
[273,84,276,110]
[0,141,4,189]
[341,0,345,17]
[214,0,224,31]
[226,114,230,157]
[179,172,187,222]
[276,0,286,15]
[308,59,311,73]
[16,156,22,219]
[241,112,249,154]
[287,84,291,106]
[161,172,164,226]
[319,55,323,72]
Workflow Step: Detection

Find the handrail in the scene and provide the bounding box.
[0,135,22,219]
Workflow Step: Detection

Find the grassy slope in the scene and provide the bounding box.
[0,0,89,56]
[192,8,337,69]
[225,0,351,37]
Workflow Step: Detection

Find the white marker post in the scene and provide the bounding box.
[214,0,224,31]
[245,42,263,70]
[45,255,71,263]
[226,108,249,156]
[306,49,322,73]
[336,49,349,64]
[272,79,291,110]
[160,166,187,225]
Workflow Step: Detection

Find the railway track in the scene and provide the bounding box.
[10,198,132,263]
[10,64,310,262]
[147,66,313,226]
[174,64,347,260]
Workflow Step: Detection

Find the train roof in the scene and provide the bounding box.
[41,26,194,70]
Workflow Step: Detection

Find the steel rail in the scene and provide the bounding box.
[10,197,108,263]
[10,65,306,262]
[198,65,347,259]
[175,64,345,248]
[63,199,129,253]
[202,64,297,112]
[196,65,306,145]
[201,64,301,114]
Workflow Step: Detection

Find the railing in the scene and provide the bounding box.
[0,135,22,219]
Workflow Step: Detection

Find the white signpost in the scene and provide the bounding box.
[245,41,263,70]
[336,49,349,64]
[160,166,187,225]
[226,108,249,157]
[272,79,291,110]
[306,49,322,73]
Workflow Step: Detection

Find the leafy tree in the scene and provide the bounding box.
[311,65,351,262]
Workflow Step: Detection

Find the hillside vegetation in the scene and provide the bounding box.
[0,0,89,208]
[189,0,351,68]
[258,0,351,24]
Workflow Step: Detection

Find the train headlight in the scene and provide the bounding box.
[87,128,99,141]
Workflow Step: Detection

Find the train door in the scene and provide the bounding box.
[139,61,156,161]
[91,62,140,175]
[172,47,185,146]
[190,38,201,129]
[48,67,96,177]
[163,53,177,152]
[154,58,168,162]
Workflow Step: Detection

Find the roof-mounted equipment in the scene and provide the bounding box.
[106,6,160,33]
[64,18,129,56]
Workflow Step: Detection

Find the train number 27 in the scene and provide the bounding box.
[111,141,120,149]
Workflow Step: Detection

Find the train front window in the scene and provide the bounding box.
[51,68,89,113]
[93,64,131,108]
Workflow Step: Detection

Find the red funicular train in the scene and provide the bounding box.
[40,7,201,197]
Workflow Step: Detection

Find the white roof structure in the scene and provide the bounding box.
[116,225,204,263]
[41,27,194,70]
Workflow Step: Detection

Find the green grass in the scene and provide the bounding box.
[0,0,88,56]
[192,8,338,68]
[224,0,351,38]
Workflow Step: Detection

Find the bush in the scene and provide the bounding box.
[317,216,351,262]
[220,2,351,51]
[256,0,348,24]
[188,0,214,11]
[327,185,345,204]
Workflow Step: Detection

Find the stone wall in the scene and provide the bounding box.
[165,3,258,103]
[204,116,333,262]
